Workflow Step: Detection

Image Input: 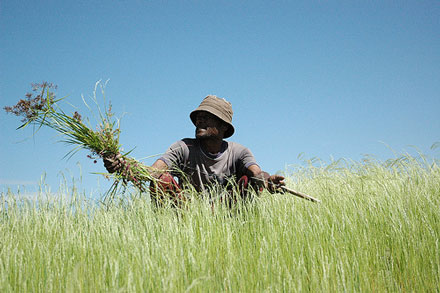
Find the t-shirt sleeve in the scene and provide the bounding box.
[237,145,258,173]
[158,140,188,169]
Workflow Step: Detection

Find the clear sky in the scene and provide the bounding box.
[1,1,439,198]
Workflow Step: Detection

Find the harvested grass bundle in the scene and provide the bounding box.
[4,81,157,201]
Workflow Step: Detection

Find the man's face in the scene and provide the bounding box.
[194,111,227,139]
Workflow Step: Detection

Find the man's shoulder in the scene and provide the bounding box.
[170,138,199,151]
[226,141,251,152]
[169,138,196,145]
[227,141,247,148]
[164,139,197,159]
[167,138,194,151]
[180,138,198,147]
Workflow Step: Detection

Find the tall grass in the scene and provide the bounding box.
[1,154,439,292]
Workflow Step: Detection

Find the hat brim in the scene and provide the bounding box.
[190,109,235,138]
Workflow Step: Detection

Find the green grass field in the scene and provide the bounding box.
[1,154,439,292]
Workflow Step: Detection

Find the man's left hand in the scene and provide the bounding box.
[267,174,285,193]
[254,172,285,193]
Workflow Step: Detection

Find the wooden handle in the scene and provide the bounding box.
[280,186,321,203]
[250,176,321,203]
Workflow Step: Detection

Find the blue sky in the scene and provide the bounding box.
[1,1,439,197]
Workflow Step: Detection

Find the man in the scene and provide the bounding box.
[105,95,285,202]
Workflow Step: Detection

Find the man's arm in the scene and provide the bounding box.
[103,154,169,180]
[246,164,263,178]
[150,159,169,179]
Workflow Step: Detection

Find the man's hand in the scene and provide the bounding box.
[249,172,267,191]
[267,174,285,193]
[103,153,125,174]
[247,165,286,193]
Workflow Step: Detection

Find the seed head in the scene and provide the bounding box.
[4,82,56,122]
[73,111,82,122]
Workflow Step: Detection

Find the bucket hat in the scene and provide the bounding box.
[190,95,235,138]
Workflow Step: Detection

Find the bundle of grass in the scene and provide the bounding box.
[4,81,157,201]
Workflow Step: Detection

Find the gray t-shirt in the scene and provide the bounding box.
[159,138,258,191]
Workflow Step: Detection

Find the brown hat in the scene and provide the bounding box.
[190,95,235,138]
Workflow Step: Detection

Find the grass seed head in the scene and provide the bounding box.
[4,82,56,122]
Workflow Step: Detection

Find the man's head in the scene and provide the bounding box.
[190,95,235,139]
[193,111,228,140]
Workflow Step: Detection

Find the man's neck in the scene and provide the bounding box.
[199,138,224,154]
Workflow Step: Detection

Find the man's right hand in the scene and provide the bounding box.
[103,153,125,173]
